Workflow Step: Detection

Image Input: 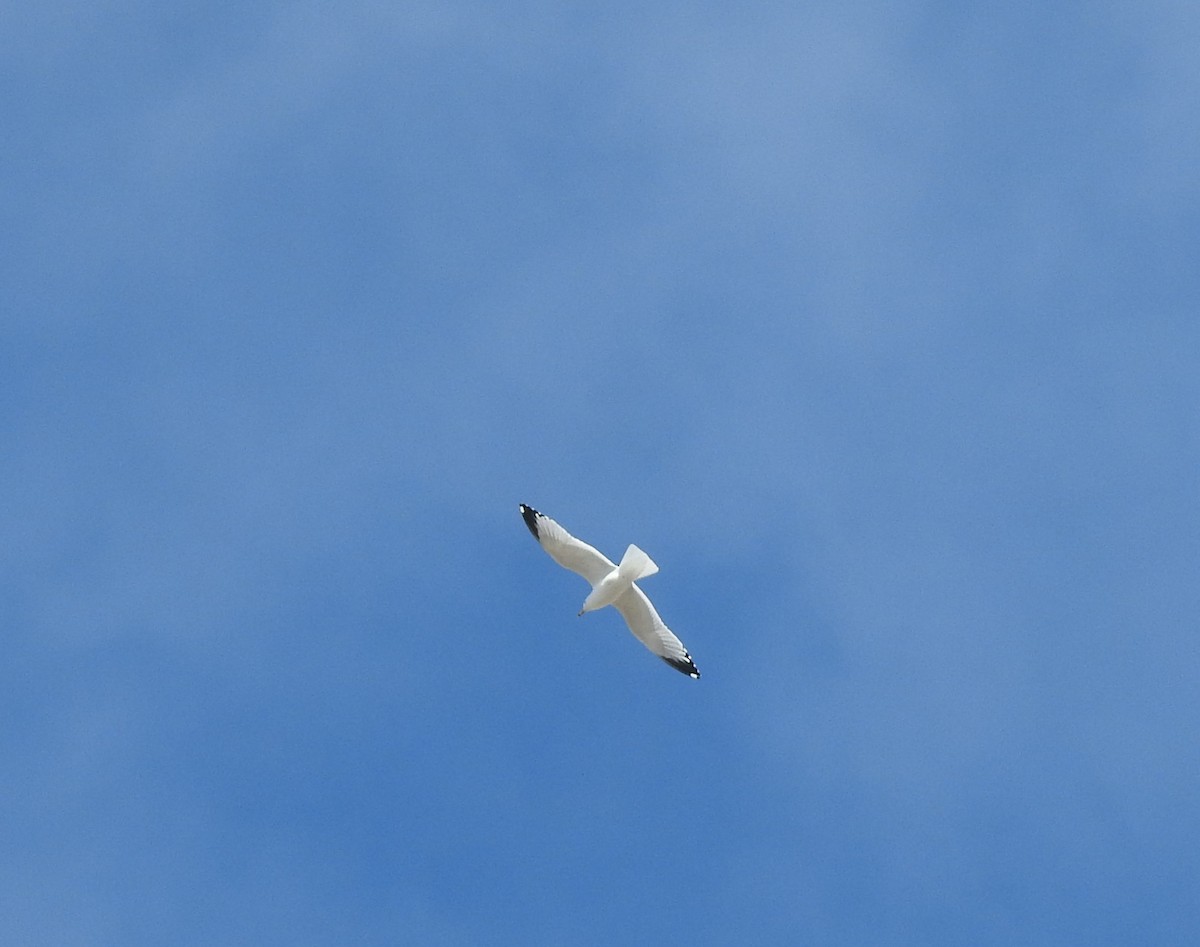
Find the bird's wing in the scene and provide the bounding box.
[519,504,615,585]
[613,585,700,679]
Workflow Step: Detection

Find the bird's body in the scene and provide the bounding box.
[519,504,700,678]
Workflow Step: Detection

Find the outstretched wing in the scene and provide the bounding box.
[519,504,614,585]
[613,585,700,679]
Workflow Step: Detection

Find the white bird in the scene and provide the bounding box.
[519,504,700,679]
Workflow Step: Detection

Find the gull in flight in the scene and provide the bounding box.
[519,504,700,679]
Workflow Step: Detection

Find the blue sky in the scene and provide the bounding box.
[4,1,1198,944]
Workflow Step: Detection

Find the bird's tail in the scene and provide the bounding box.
[617,544,659,581]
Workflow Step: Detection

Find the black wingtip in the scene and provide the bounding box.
[519,503,541,540]
[662,655,701,679]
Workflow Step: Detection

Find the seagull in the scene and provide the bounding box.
[519,504,700,679]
